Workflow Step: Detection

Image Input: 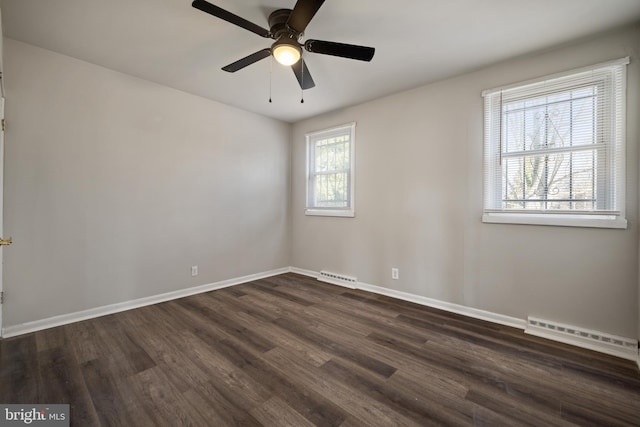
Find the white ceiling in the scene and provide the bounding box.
[1,0,640,123]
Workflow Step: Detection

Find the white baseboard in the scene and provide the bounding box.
[525,324,638,361]
[525,317,638,361]
[293,267,522,329]
[293,267,639,362]
[1,267,289,338]
[355,281,526,330]
[289,266,318,278]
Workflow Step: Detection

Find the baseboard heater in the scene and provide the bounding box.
[318,270,357,289]
[526,316,638,360]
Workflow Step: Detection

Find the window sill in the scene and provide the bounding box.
[482,212,627,229]
[305,208,355,218]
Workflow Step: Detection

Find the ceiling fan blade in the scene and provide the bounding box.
[305,40,375,62]
[287,0,325,34]
[192,0,270,38]
[222,48,271,72]
[291,59,316,90]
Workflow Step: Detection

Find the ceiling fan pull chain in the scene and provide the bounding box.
[269,55,273,103]
[300,59,305,104]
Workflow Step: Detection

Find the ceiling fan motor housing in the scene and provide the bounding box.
[268,9,297,39]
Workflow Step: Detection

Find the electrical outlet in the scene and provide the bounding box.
[191,266,198,277]
[391,268,399,280]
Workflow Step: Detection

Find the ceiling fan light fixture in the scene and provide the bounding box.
[192,0,374,91]
[272,37,302,66]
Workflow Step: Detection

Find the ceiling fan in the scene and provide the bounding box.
[192,0,375,90]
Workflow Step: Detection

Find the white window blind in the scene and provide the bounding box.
[305,123,355,217]
[482,58,628,228]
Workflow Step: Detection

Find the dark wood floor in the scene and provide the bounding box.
[1,273,639,426]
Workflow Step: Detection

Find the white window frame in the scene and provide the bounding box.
[305,122,356,217]
[482,58,628,229]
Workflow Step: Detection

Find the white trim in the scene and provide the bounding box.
[294,267,638,361]
[0,97,4,337]
[317,276,357,289]
[529,316,637,351]
[482,59,627,227]
[356,281,526,330]
[525,320,637,361]
[617,59,628,221]
[482,57,630,96]
[482,213,628,229]
[303,122,358,141]
[305,122,356,218]
[1,267,288,338]
[0,10,4,99]
[305,208,355,217]
[288,266,318,278]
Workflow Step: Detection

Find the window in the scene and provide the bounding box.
[482,58,628,228]
[305,123,355,217]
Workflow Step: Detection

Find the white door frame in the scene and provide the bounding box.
[0,7,5,337]
[0,97,4,337]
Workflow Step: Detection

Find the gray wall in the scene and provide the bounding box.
[291,25,640,338]
[3,39,291,327]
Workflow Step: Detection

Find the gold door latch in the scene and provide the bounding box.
[0,237,12,246]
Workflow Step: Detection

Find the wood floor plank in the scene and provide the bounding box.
[35,326,67,352]
[239,286,320,327]
[560,400,639,427]
[126,366,213,426]
[176,296,277,353]
[272,296,375,338]
[426,338,640,421]
[263,347,421,427]
[109,376,163,426]
[0,335,40,403]
[250,396,316,427]
[1,272,638,426]
[176,331,272,412]
[235,290,293,322]
[81,358,137,426]
[320,357,473,426]
[464,385,571,427]
[65,320,102,365]
[126,309,272,413]
[213,336,349,427]
[253,278,317,307]
[91,314,156,377]
[272,316,397,378]
[313,300,430,345]
[182,386,262,427]
[38,346,100,425]
[217,301,334,367]
[213,290,281,323]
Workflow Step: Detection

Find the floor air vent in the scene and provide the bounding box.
[318,271,357,289]
[526,316,638,360]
